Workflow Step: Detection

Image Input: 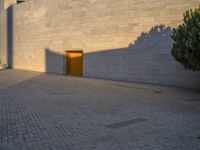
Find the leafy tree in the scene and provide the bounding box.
[171,6,200,70]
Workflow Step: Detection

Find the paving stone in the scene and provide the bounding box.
[0,69,200,150]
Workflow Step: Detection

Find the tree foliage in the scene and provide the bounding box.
[171,6,200,70]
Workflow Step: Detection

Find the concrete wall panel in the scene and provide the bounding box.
[0,0,200,89]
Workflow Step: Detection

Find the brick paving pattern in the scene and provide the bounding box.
[0,69,200,150]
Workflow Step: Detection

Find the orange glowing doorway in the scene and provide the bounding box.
[66,50,83,76]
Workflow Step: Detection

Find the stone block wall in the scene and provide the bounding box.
[0,0,200,89]
[3,0,16,9]
[84,25,200,89]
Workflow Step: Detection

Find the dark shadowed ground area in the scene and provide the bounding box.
[0,69,200,150]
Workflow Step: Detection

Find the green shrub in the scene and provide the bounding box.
[171,6,200,70]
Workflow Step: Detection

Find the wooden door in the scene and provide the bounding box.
[66,51,83,76]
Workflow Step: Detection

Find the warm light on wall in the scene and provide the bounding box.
[2,0,30,9]
[3,0,16,9]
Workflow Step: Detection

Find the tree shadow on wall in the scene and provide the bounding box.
[45,25,174,80]
[43,25,199,88]
[84,25,200,87]
[129,25,172,49]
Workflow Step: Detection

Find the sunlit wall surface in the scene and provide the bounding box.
[3,0,16,9]
[0,0,200,89]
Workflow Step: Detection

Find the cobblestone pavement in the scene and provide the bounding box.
[0,69,200,150]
